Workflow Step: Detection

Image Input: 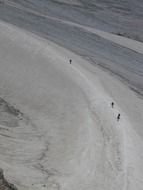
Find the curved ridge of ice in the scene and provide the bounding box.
[0,21,142,190]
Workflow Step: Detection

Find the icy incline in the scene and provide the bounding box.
[0,21,143,190]
[3,0,143,55]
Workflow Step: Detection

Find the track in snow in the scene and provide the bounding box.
[0,21,128,190]
[0,1,143,190]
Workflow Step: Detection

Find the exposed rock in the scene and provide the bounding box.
[0,97,24,128]
[0,169,18,190]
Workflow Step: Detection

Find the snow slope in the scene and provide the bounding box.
[0,20,143,190]
[1,1,143,98]
[2,0,143,55]
[3,0,143,42]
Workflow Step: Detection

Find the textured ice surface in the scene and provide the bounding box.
[0,1,143,190]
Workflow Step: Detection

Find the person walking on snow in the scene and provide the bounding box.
[111,102,114,108]
[117,113,120,121]
[69,59,72,64]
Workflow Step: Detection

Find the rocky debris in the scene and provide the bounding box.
[0,97,23,127]
[0,98,23,118]
[0,168,18,190]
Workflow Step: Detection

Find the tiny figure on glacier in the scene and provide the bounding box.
[111,102,114,108]
[117,113,120,121]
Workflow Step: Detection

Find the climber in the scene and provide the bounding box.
[111,102,114,108]
[117,113,120,121]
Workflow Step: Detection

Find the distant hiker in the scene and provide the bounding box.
[69,59,72,64]
[111,102,114,108]
[117,113,120,121]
